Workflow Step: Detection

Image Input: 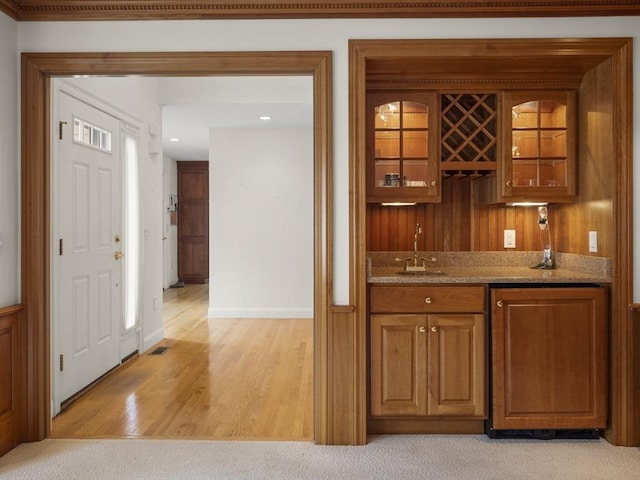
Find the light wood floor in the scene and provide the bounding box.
[51,284,313,440]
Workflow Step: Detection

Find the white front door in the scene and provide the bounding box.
[53,87,123,413]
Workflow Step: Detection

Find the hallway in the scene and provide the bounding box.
[51,284,313,440]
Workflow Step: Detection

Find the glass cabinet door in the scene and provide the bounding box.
[367,92,439,203]
[503,91,576,201]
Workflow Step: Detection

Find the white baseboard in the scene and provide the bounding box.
[142,327,165,353]
[207,307,313,319]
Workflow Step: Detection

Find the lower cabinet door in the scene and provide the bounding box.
[370,314,427,417]
[427,314,486,417]
[370,313,486,418]
[491,287,607,429]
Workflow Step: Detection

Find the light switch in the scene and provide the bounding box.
[504,230,516,249]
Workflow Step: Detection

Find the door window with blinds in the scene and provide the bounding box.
[73,117,113,152]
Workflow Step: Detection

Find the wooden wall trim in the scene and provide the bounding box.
[21,53,50,442]
[0,304,24,318]
[1,0,639,21]
[606,38,635,446]
[349,39,369,446]
[21,50,336,444]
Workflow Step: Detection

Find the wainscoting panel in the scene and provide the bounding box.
[0,304,24,457]
[327,305,365,445]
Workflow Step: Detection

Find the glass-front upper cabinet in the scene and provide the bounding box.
[367,92,439,203]
[501,91,576,202]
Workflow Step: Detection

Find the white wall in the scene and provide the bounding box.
[162,155,178,289]
[209,127,314,318]
[8,16,640,304]
[62,76,165,351]
[0,13,18,307]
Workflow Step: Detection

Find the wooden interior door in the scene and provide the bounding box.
[178,161,209,284]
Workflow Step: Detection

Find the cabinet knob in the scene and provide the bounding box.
[431,326,438,333]
[419,326,426,333]
[425,297,432,304]
[496,300,503,307]
[430,180,437,187]
[505,180,512,187]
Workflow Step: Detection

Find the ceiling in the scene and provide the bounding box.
[162,102,313,161]
[159,76,313,161]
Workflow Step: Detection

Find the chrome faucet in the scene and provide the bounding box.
[395,223,436,271]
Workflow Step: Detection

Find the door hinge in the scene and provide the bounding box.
[59,121,68,140]
[59,238,64,256]
[59,354,64,372]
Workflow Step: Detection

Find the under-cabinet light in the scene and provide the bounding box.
[380,202,417,207]
[259,116,272,121]
[169,138,180,142]
[506,202,548,207]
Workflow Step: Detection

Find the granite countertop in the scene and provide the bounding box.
[367,251,611,285]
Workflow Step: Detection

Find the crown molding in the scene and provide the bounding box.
[0,0,19,19]
[1,1,639,21]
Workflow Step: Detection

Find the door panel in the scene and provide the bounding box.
[55,90,122,412]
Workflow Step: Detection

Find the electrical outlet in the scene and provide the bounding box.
[589,231,598,253]
[504,229,516,249]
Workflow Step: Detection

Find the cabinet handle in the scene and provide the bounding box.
[425,297,432,304]
[496,300,503,307]
[506,180,512,187]
[431,326,438,333]
[430,180,437,187]
[419,326,426,333]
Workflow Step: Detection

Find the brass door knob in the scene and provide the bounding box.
[114,251,125,260]
[419,326,426,333]
[425,297,432,304]
[431,326,438,333]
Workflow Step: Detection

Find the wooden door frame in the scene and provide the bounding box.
[21,51,333,443]
[349,38,636,445]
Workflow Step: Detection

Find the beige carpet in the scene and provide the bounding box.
[1,435,639,479]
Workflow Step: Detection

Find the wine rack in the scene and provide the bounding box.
[440,93,497,178]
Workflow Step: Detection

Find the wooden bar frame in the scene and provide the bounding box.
[349,37,636,446]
